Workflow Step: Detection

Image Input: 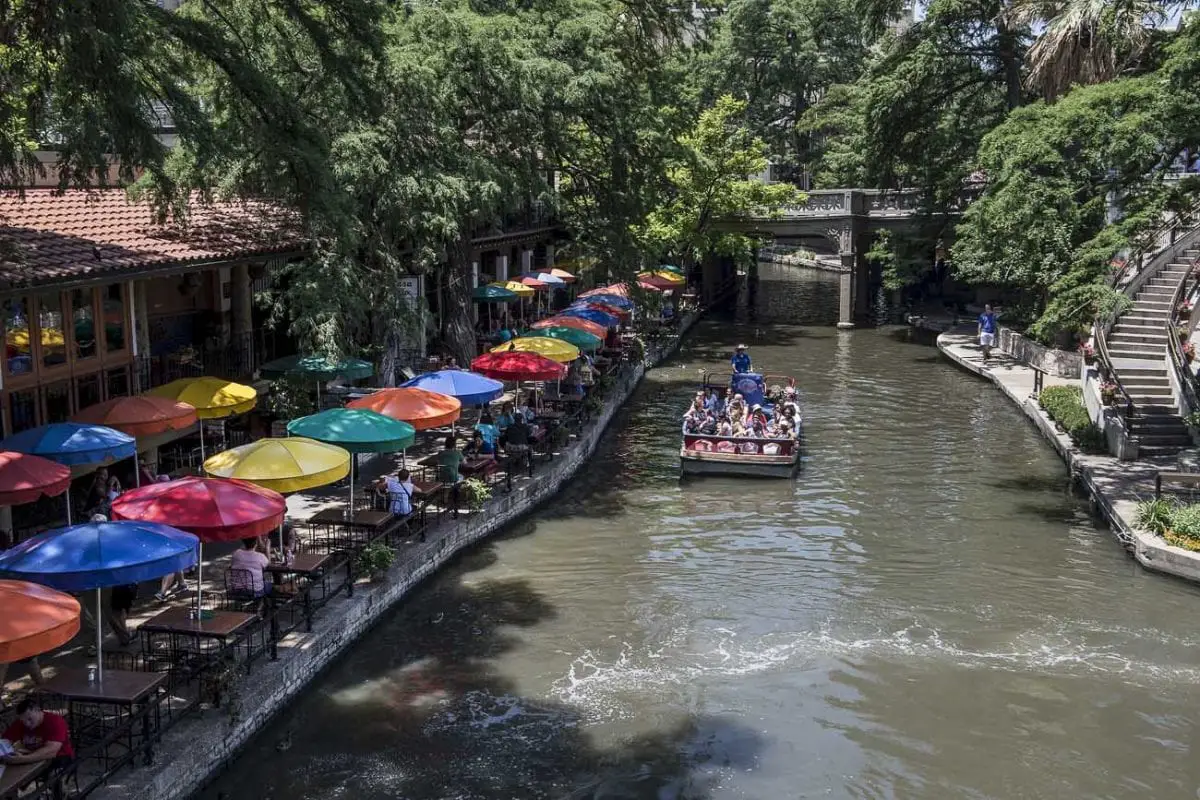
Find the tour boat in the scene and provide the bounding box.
[679,371,802,478]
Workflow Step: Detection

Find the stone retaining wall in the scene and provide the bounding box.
[998,328,1082,378]
[93,314,702,800]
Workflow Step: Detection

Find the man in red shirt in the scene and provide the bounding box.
[1,698,74,766]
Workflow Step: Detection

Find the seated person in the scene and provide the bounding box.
[436,435,465,483]
[231,537,271,596]
[378,469,415,516]
[683,415,703,434]
[464,431,496,459]
[506,415,532,454]
[495,402,517,431]
[749,404,768,428]
[276,522,298,559]
[699,413,718,435]
[717,418,733,437]
[2,697,74,769]
[514,400,536,423]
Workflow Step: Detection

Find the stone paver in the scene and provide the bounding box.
[938,327,1200,584]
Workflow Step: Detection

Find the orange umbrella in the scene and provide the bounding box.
[518,275,549,290]
[544,268,577,283]
[346,388,461,431]
[530,316,607,338]
[73,396,198,438]
[0,579,81,662]
[579,283,630,298]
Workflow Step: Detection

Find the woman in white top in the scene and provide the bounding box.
[230,537,271,596]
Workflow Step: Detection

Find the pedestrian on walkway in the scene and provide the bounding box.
[978,304,998,362]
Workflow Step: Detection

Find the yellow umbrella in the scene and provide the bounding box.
[203,437,350,494]
[146,377,257,419]
[490,336,580,364]
[644,270,685,285]
[489,280,536,299]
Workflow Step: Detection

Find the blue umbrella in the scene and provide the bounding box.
[1,423,139,522]
[561,307,619,328]
[579,293,633,310]
[402,370,504,407]
[0,520,198,680]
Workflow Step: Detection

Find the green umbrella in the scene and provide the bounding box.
[286,408,416,512]
[659,264,685,275]
[472,285,518,303]
[529,326,602,352]
[260,354,375,382]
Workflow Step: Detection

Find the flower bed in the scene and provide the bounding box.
[1136,498,1200,551]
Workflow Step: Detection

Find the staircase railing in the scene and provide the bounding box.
[1162,222,1200,416]
[1096,205,1200,419]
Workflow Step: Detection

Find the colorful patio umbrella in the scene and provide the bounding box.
[658,264,685,275]
[532,273,566,287]
[0,580,81,664]
[470,351,568,382]
[637,280,665,292]
[259,354,375,382]
[0,521,198,681]
[636,271,685,290]
[347,388,462,431]
[146,377,257,459]
[490,337,580,364]
[579,283,630,298]
[203,437,351,494]
[490,280,535,299]
[530,316,607,338]
[560,306,619,328]
[111,477,286,613]
[518,275,549,290]
[287,409,417,511]
[543,268,577,283]
[72,396,198,439]
[402,370,504,407]
[472,285,518,303]
[578,293,633,310]
[529,326,603,352]
[572,300,630,320]
[0,451,70,507]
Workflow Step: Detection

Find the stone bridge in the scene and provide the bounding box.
[712,187,981,326]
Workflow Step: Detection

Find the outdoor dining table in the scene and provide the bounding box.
[0,762,49,799]
[412,479,445,527]
[307,508,393,552]
[38,667,169,767]
[139,606,260,679]
[264,552,343,631]
[459,457,499,487]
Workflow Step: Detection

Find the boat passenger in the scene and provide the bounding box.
[731,344,752,373]
[749,404,768,428]
[699,412,718,435]
[718,418,733,437]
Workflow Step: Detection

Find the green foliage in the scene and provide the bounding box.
[1038,385,1106,452]
[1184,411,1200,429]
[1167,504,1200,543]
[357,542,396,577]
[1136,497,1178,535]
[262,378,316,420]
[462,477,492,511]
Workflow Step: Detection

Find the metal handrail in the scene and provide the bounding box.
[1096,203,1200,419]
[1163,228,1200,413]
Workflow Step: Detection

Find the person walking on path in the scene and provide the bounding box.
[978,304,998,362]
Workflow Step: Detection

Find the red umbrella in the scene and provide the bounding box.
[580,283,630,298]
[0,451,70,506]
[111,476,286,542]
[518,275,549,290]
[73,396,197,438]
[470,351,567,382]
[530,316,607,338]
[636,274,679,290]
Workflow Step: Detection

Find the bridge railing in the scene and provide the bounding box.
[770,185,984,218]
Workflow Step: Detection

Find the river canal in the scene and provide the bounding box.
[205,264,1200,800]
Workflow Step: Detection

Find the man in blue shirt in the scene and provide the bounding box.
[978,304,998,361]
[730,344,752,374]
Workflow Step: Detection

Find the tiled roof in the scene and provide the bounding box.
[0,189,305,291]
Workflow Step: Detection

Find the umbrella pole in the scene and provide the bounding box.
[197,542,204,615]
[200,424,206,464]
[66,491,73,526]
[134,452,141,488]
[348,458,354,517]
[96,588,104,683]
[278,522,284,554]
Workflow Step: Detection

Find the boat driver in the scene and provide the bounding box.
[730,344,752,374]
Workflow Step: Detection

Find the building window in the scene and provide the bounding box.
[43,381,71,424]
[9,390,37,434]
[103,284,126,353]
[106,366,130,399]
[38,294,67,369]
[3,297,32,376]
[71,288,97,360]
[76,372,102,412]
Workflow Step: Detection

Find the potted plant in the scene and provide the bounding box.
[462,478,492,511]
[1098,380,1118,406]
[1179,299,1195,320]
[357,542,396,582]
[1079,342,1095,366]
[1185,342,1196,364]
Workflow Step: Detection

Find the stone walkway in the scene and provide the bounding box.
[937,327,1200,584]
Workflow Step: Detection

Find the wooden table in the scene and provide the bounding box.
[412,480,445,528]
[140,607,259,679]
[39,668,168,767]
[0,762,48,799]
[307,508,393,551]
[459,457,498,480]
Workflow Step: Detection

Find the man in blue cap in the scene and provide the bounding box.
[730,344,752,373]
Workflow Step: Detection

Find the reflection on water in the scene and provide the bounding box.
[205,264,1200,800]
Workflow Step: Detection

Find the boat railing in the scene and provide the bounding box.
[682,433,798,456]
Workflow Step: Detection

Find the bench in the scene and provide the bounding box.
[1154,470,1200,498]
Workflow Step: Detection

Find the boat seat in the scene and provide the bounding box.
[692,439,713,451]
[762,442,780,455]
[716,440,737,453]
[739,442,759,454]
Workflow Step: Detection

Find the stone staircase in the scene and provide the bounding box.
[1107,245,1200,458]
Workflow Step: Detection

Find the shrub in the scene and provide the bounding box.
[462,478,492,511]
[1038,385,1105,452]
[1136,497,1178,535]
[1185,411,1200,429]
[1169,504,1200,539]
[357,543,396,578]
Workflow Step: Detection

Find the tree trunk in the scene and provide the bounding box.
[370,310,403,387]
[441,232,478,367]
[996,26,1024,111]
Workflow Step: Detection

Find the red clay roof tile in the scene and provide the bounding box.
[0,189,305,290]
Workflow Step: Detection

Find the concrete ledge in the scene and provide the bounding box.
[93,312,703,800]
[937,328,1200,585]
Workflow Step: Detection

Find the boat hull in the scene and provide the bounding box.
[679,448,799,478]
